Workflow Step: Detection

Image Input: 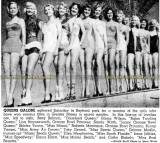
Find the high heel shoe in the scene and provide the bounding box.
[41,93,52,104]
[4,99,14,107]
[98,92,104,96]
[93,93,98,97]
[69,84,76,100]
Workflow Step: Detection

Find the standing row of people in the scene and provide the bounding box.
[2,2,159,107]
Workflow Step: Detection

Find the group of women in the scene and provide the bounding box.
[2,1,159,107]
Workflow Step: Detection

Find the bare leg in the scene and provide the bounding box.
[103,53,109,95]
[65,53,71,96]
[135,52,142,89]
[70,48,80,97]
[96,49,104,94]
[152,52,159,87]
[58,50,67,99]
[85,48,94,96]
[127,53,135,90]
[142,53,150,88]
[79,48,85,97]
[42,52,54,100]
[119,50,127,92]
[10,53,20,101]
[148,54,153,88]
[108,49,116,94]
[92,57,97,95]
[3,53,11,105]
[115,51,120,93]
[25,53,39,104]
[53,55,58,84]
[21,55,28,99]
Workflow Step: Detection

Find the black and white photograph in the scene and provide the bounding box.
[1,0,160,143]
[1,0,159,107]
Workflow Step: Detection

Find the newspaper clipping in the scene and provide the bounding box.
[1,0,160,143]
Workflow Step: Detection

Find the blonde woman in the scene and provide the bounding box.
[116,10,129,93]
[149,19,159,88]
[19,2,42,106]
[92,5,108,97]
[41,4,61,103]
[127,16,142,91]
[57,2,70,100]
[3,2,26,107]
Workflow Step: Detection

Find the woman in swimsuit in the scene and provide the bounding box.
[104,7,119,94]
[140,19,151,89]
[149,19,159,88]
[3,2,26,107]
[57,2,70,100]
[116,10,129,93]
[127,15,142,91]
[92,5,107,97]
[81,4,97,97]
[41,4,61,103]
[64,2,85,100]
[19,2,42,106]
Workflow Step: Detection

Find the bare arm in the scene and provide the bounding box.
[103,21,108,51]
[147,31,150,53]
[116,23,120,51]
[19,19,26,57]
[126,26,129,45]
[92,19,98,49]
[79,18,85,46]
[54,20,62,54]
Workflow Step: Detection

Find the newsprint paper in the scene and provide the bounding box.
[0,0,160,143]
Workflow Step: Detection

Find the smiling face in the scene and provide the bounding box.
[9,3,18,16]
[83,7,91,18]
[107,10,113,20]
[71,4,79,16]
[58,5,66,17]
[131,17,137,27]
[150,19,157,30]
[141,20,147,29]
[123,17,130,26]
[26,5,36,16]
[117,13,123,23]
[94,6,101,18]
[44,6,54,17]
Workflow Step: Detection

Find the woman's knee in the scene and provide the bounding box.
[86,61,92,69]
[42,63,50,71]
[71,62,76,70]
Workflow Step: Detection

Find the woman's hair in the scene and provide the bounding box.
[44,4,56,16]
[149,19,158,31]
[92,4,103,20]
[122,16,130,25]
[7,2,20,17]
[24,2,37,17]
[69,2,82,17]
[103,7,116,21]
[82,4,93,17]
[116,10,125,22]
[56,2,69,18]
[140,19,148,30]
[130,15,140,28]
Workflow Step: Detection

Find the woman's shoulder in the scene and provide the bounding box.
[18,18,25,25]
[76,17,83,23]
